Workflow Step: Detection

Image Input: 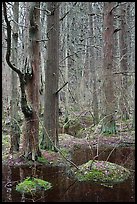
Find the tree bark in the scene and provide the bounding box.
[88,2,99,125]
[22,2,41,160]
[102,2,116,134]
[64,3,69,122]
[10,2,20,153]
[41,2,59,150]
[119,3,129,120]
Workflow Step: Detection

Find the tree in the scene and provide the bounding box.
[10,2,20,153]
[22,2,41,160]
[64,2,69,122]
[101,2,116,134]
[3,2,41,160]
[119,3,129,120]
[2,8,11,113]
[41,2,60,150]
[88,2,99,125]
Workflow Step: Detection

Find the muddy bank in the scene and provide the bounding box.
[2,133,135,170]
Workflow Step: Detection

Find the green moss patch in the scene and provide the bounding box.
[37,156,49,164]
[16,177,52,194]
[71,160,130,186]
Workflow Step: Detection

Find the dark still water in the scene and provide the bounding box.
[2,146,135,202]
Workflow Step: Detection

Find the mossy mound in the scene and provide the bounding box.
[59,114,93,137]
[16,177,52,194]
[70,160,130,186]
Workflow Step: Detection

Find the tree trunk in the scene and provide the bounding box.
[41,2,59,150]
[10,2,20,153]
[119,3,129,120]
[88,2,99,125]
[102,2,116,134]
[22,2,41,160]
[64,3,69,122]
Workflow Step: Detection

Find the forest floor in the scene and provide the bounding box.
[43,129,135,165]
[2,114,135,194]
[2,118,135,167]
[2,109,135,166]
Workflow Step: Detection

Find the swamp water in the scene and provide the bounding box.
[2,146,135,202]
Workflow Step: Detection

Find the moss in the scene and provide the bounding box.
[16,177,52,194]
[102,122,116,135]
[2,134,10,146]
[73,144,81,149]
[76,169,103,182]
[76,128,85,138]
[60,148,70,158]
[37,156,49,164]
[71,160,130,185]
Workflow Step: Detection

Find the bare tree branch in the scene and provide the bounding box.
[113,28,121,34]
[3,2,33,118]
[113,71,135,76]
[60,2,77,21]
[110,2,120,13]
[59,53,76,64]
[55,82,68,94]
[2,2,23,77]
[35,6,51,15]
[11,19,28,28]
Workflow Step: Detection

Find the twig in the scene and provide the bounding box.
[60,2,77,21]
[106,142,120,162]
[36,39,48,42]
[113,71,135,76]
[55,82,68,94]
[35,6,51,15]
[11,19,28,28]
[59,69,77,103]
[59,54,76,64]
[110,2,120,13]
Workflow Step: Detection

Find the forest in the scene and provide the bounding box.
[2,2,135,202]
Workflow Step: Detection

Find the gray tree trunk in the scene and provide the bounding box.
[119,3,129,120]
[42,2,59,150]
[88,2,99,125]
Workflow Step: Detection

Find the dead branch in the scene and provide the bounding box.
[35,6,51,15]
[113,28,121,34]
[110,2,120,13]
[60,2,77,21]
[2,2,23,77]
[2,2,33,118]
[55,82,68,94]
[113,71,135,76]
[59,54,76,64]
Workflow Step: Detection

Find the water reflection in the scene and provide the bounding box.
[2,146,135,202]
[71,146,135,170]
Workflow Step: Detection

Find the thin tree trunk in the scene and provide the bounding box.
[88,2,99,125]
[64,3,69,121]
[119,3,129,120]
